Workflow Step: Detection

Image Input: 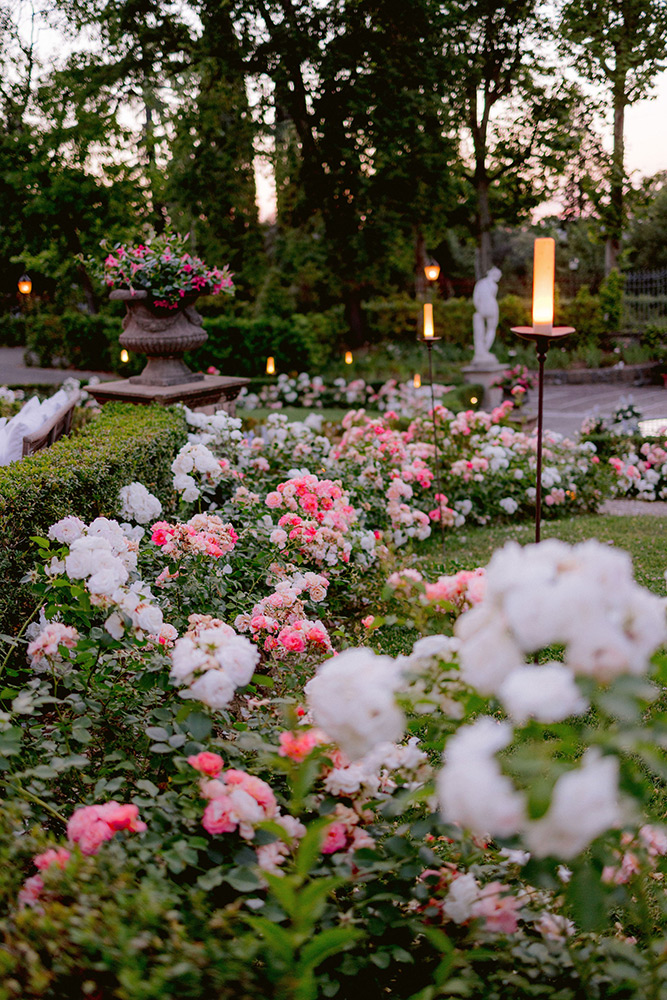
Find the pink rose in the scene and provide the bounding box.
[188,751,224,777]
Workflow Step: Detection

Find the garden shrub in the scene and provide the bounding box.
[598,268,624,333]
[0,402,187,634]
[0,313,27,347]
[188,314,339,376]
[363,297,475,348]
[561,286,604,343]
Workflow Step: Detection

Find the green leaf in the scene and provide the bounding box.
[135,779,160,796]
[145,726,170,741]
[197,869,224,891]
[298,926,363,975]
[566,858,608,932]
[183,711,212,741]
[244,914,294,964]
[295,818,329,876]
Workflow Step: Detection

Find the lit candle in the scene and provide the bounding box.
[266,356,275,375]
[532,238,555,333]
[413,373,421,388]
[423,303,434,339]
[344,350,353,364]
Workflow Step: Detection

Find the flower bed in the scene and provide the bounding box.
[1,397,664,998]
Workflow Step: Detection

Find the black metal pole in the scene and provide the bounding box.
[426,339,446,562]
[534,338,548,544]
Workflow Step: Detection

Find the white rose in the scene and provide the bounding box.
[305,647,405,760]
[525,751,621,859]
[498,663,588,723]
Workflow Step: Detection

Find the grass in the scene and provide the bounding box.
[420,513,667,596]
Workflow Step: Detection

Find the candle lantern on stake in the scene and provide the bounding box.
[511,238,574,543]
[266,356,275,375]
[18,274,32,295]
[344,350,353,365]
[419,297,447,561]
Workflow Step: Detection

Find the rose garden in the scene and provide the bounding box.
[3,2,667,996]
[0,229,665,999]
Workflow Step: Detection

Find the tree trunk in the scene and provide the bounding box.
[606,75,626,274]
[476,176,493,277]
[344,288,366,347]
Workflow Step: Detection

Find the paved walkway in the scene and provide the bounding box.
[0,346,115,387]
[2,344,666,438]
[523,382,667,438]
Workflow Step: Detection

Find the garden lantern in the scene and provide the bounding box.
[423,303,434,339]
[424,259,440,283]
[419,303,446,560]
[266,356,275,375]
[344,351,353,365]
[18,274,32,295]
[512,237,574,543]
[120,349,129,363]
[413,373,421,388]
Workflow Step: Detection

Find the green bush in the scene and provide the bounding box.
[362,297,475,348]
[22,310,141,375]
[188,312,344,376]
[561,286,604,343]
[0,314,27,347]
[598,269,624,333]
[0,403,187,635]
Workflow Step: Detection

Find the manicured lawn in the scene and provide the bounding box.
[421,513,667,596]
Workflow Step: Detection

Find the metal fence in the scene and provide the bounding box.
[622,269,667,332]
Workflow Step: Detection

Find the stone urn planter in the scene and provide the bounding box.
[112,289,208,386]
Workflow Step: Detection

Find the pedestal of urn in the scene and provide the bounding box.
[112,289,208,386]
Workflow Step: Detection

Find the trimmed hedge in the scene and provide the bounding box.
[0,402,187,635]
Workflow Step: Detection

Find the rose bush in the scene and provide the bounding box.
[0,395,665,999]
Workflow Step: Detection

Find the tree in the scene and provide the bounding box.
[442,0,583,276]
[559,0,667,273]
[222,0,462,339]
[165,0,263,294]
[625,172,667,270]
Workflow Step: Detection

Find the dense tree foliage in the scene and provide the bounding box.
[2,0,666,333]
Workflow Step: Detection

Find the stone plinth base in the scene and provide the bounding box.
[89,374,249,416]
[462,359,504,410]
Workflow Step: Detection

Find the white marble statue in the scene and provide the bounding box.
[472,266,502,363]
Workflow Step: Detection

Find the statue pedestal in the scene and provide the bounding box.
[462,358,505,411]
[89,374,249,416]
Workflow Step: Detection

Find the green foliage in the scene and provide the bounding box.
[22,310,133,373]
[0,314,27,347]
[187,313,343,376]
[561,286,604,342]
[598,269,625,333]
[0,403,186,635]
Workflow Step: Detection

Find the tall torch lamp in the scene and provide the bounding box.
[422,260,446,560]
[511,238,574,543]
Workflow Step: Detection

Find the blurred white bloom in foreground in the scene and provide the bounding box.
[305,647,405,760]
[437,717,526,837]
[525,751,621,859]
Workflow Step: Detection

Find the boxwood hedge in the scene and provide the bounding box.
[0,402,187,635]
